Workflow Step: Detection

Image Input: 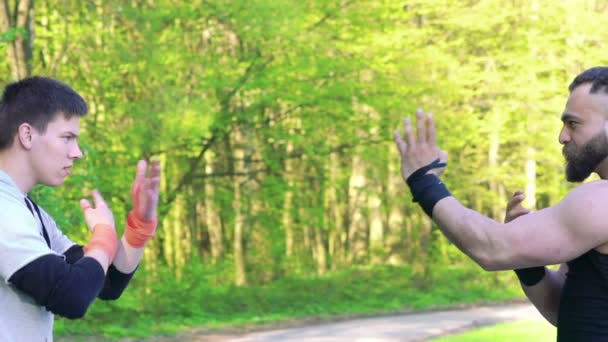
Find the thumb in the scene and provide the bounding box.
[80,199,92,212]
[439,149,448,163]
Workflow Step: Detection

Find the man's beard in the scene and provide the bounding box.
[563,131,608,182]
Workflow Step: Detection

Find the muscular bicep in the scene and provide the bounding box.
[500,184,608,268]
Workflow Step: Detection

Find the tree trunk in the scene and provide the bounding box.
[283,139,295,257]
[488,127,503,220]
[0,0,34,80]
[173,194,190,279]
[368,187,384,265]
[314,225,327,275]
[386,150,405,265]
[524,147,537,210]
[205,153,224,261]
[325,150,346,270]
[232,127,247,286]
[348,154,367,263]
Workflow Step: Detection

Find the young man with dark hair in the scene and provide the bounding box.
[394,66,608,340]
[0,76,160,341]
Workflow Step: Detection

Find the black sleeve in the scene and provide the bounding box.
[98,264,136,300]
[8,254,105,319]
[63,244,84,264]
[63,244,137,300]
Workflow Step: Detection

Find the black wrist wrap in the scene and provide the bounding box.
[406,159,451,217]
[514,267,546,287]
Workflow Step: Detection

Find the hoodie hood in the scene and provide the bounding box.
[0,170,26,202]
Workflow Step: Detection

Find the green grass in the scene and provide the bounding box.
[431,320,556,341]
[54,264,524,339]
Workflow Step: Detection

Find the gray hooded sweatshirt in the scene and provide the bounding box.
[0,170,74,341]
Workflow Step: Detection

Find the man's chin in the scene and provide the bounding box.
[565,165,592,182]
[566,171,592,183]
[42,178,66,187]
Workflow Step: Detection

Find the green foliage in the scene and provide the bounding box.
[55,264,522,338]
[6,0,608,338]
[432,319,556,341]
[0,28,28,43]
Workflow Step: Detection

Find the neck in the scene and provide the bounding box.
[598,166,608,180]
[0,150,34,193]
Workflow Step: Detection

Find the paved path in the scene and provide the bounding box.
[157,302,548,342]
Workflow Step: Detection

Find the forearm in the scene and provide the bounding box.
[112,156,159,275]
[112,236,145,274]
[83,223,118,274]
[432,197,506,270]
[98,262,137,300]
[96,237,144,300]
[113,209,156,274]
[402,164,508,270]
[84,249,111,274]
[520,267,565,326]
[63,243,139,300]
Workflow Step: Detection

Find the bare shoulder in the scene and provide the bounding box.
[556,180,608,239]
[560,180,608,207]
[496,181,608,265]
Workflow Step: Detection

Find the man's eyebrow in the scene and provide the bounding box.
[63,131,79,137]
[561,113,579,122]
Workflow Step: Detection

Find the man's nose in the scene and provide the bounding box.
[70,143,83,160]
[559,127,570,145]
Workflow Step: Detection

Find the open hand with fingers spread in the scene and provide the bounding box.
[394,109,448,181]
[124,159,161,248]
[393,109,452,218]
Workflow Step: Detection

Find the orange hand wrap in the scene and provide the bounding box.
[124,210,157,248]
[83,224,119,260]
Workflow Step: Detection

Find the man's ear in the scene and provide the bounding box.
[17,123,34,150]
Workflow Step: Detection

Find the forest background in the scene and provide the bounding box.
[1,0,607,338]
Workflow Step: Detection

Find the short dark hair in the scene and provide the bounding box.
[568,67,608,94]
[0,76,87,150]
